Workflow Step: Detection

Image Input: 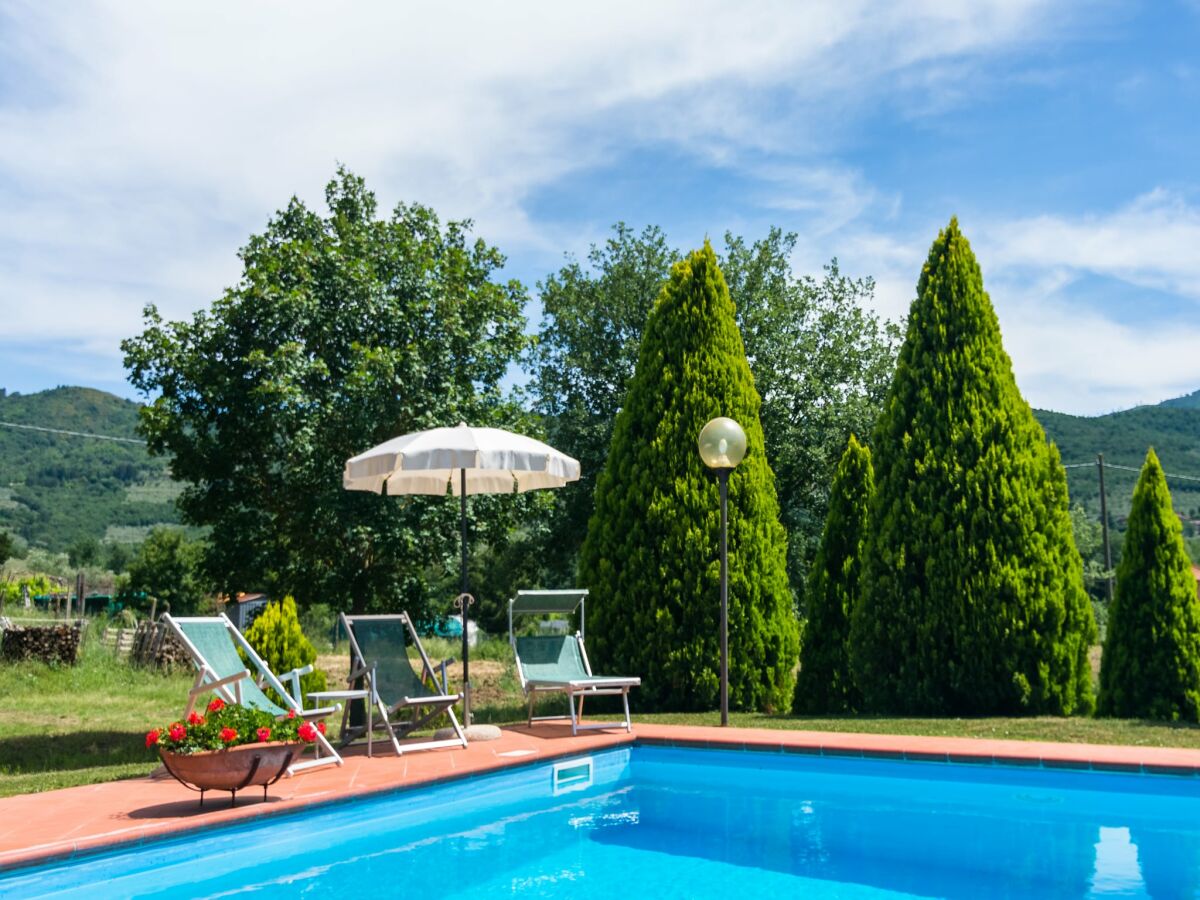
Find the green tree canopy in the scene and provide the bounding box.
[122,169,531,617]
[531,224,679,586]
[1098,448,1200,721]
[124,527,209,615]
[531,223,898,596]
[850,218,1095,715]
[794,435,873,714]
[579,242,798,712]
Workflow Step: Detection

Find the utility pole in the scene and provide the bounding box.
[1097,453,1114,604]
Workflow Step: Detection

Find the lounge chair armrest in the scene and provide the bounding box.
[280,664,315,705]
[433,657,455,694]
[188,669,250,699]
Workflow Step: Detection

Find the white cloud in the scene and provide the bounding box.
[820,200,1200,416]
[982,190,1200,300]
[0,1,1070,330]
[8,0,1180,420]
[1001,295,1200,415]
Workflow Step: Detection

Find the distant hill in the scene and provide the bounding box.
[1161,388,1200,410]
[1034,404,1200,522]
[0,386,181,552]
[2,383,1197,554]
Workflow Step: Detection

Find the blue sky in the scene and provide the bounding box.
[2,1,1199,414]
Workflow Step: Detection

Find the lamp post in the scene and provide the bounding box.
[698,416,747,726]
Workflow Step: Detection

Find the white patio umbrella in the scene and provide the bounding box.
[343,423,580,725]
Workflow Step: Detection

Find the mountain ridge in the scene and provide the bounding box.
[2,385,1198,551]
[0,386,180,552]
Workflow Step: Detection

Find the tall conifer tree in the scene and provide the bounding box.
[580,243,798,712]
[1098,449,1200,720]
[850,219,1094,715]
[794,435,873,713]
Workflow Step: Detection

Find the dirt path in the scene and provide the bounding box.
[315,653,517,708]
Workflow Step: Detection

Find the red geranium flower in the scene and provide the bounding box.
[168,723,187,742]
[145,729,161,748]
[256,727,271,743]
[207,697,225,713]
[187,711,205,726]
[297,722,317,743]
[316,721,326,735]
[219,727,238,744]
[286,708,297,720]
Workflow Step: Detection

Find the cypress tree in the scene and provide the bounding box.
[1098,449,1200,720]
[579,242,798,712]
[794,435,873,713]
[850,218,1095,715]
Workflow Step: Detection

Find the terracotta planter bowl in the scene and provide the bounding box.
[159,742,299,804]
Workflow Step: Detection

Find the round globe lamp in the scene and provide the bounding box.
[698,417,747,470]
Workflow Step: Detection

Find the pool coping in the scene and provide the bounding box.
[4,722,1200,874]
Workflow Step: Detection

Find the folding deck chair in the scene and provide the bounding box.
[339,613,467,755]
[509,589,640,735]
[162,613,343,774]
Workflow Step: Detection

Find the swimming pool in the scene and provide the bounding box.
[5,744,1200,897]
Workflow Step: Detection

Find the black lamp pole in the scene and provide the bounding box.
[717,467,731,727]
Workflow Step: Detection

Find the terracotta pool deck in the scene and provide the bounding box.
[4,722,1200,873]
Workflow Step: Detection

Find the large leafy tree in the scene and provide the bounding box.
[123,170,530,617]
[579,243,798,712]
[123,527,209,615]
[531,224,898,596]
[850,219,1095,715]
[1098,449,1200,721]
[532,224,679,586]
[793,435,873,714]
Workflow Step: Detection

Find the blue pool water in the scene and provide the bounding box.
[5,745,1200,898]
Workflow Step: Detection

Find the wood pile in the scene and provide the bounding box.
[0,622,84,665]
[131,620,191,670]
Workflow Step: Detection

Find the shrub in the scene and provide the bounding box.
[850,219,1095,715]
[580,242,798,712]
[1098,449,1200,720]
[243,596,327,704]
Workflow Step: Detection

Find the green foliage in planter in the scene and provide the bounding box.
[243,596,327,703]
[1098,449,1200,721]
[850,219,1095,715]
[580,242,798,712]
[794,435,873,713]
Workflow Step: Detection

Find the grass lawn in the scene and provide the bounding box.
[0,633,193,798]
[636,712,1200,747]
[5,628,1200,798]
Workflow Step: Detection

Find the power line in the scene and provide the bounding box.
[1062,458,1200,483]
[1105,462,1200,483]
[0,420,147,445]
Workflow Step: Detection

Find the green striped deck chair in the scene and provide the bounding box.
[509,590,639,735]
[162,613,343,774]
[339,613,466,756]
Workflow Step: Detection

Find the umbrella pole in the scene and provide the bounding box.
[460,468,471,727]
